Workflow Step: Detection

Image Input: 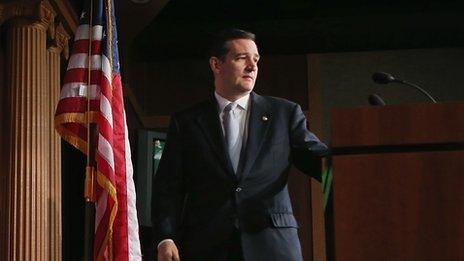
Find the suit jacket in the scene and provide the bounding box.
[151,92,328,260]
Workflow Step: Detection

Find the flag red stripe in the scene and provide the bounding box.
[72,39,102,55]
[63,69,108,86]
[93,198,116,256]
[99,75,113,99]
[96,154,115,179]
[62,123,88,141]
[94,201,112,244]
[97,115,113,146]
[55,98,99,114]
[110,76,129,260]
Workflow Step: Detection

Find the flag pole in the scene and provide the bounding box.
[84,1,96,260]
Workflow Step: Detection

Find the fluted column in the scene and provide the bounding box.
[0,22,8,261]
[46,23,69,261]
[3,1,55,260]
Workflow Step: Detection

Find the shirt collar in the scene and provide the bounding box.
[214,91,250,112]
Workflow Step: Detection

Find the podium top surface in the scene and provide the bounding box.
[331,102,464,148]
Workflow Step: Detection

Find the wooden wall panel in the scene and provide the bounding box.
[289,167,314,261]
[307,54,328,261]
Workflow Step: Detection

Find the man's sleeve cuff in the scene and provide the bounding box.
[157,239,174,250]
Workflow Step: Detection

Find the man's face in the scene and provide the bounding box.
[213,39,260,97]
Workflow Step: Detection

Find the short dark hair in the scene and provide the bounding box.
[210,28,256,60]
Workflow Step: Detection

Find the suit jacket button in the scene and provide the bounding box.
[235,187,242,193]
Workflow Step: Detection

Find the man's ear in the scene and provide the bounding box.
[209,57,221,74]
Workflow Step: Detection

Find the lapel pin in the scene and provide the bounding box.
[262,116,268,121]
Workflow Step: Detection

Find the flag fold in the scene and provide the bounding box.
[55,0,142,260]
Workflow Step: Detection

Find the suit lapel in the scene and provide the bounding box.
[239,92,271,179]
[195,98,236,178]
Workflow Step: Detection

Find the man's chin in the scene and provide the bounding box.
[237,84,255,93]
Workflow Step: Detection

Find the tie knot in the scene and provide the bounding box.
[224,102,237,112]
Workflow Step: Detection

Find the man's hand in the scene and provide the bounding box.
[157,241,180,261]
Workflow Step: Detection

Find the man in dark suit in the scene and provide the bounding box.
[152,28,328,261]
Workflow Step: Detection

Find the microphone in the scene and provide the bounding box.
[368,94,386,106]
[372,72,437,103]
[372,72,397,84]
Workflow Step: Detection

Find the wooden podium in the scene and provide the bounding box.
[330,102,464,261]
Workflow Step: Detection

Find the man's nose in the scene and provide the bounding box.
[246,60,257,72]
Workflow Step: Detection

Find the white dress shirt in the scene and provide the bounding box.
[214,91,250,164]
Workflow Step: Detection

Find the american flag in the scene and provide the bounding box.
[54,0,142,260]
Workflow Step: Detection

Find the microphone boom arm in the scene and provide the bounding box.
[396,80,438,103]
